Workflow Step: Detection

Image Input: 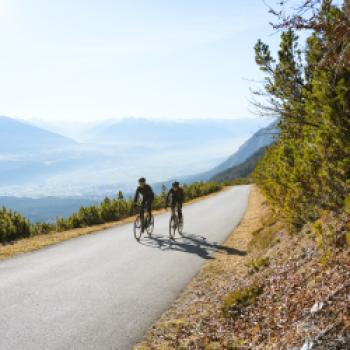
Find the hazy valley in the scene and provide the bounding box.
[0,115,273,221]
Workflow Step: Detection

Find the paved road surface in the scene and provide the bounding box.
[0,185,250,350]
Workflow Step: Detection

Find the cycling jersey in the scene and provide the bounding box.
[134,184,155,204]
[167,188,184,205]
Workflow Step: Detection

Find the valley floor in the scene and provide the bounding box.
[134,187,350,349]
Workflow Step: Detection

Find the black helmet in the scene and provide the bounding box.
[138,177,146,183]
[172,181,180,187]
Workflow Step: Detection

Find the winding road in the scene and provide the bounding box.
[0,185,250,350]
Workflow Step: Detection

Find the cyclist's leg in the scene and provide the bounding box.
[145,201,151,225]
[177,202,183,221]
[140,202,146,231]
[170,205,176,217]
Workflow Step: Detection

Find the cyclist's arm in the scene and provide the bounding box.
[149,186,155,202]
[166,189,173,205]
[179,189,184,203]
[133,188,140,204]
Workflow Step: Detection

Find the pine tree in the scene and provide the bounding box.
[253,1,350,226]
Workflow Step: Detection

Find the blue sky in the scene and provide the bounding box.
[0,0,282,122]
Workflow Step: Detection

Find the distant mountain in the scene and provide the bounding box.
[210,146,268,182]
[0,116,272,197]
[178,120,278,183]
[0,115,277,219]
[83,117,270,147]
[0,116,75,153]
[209,121,278,173]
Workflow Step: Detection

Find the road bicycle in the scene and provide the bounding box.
[133,205,154,241]
[169,204,184,240]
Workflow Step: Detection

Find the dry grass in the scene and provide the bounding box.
[0,186,230,261]
[0,218,135,261]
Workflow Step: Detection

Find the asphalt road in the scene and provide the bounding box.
[0,185,251,350]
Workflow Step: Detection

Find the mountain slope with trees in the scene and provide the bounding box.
[209,121,277,176]
[171,120,278,184]
[210,146,268,183]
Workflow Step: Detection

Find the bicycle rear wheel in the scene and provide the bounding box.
[146,214,154,236]
[169,216,177,240]
[133,216,142,241]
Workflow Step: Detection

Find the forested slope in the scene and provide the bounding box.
[210,146,268,183]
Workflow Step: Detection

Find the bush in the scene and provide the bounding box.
[34,222,54,235]
[222,283,263,318]
[248,213,283,252]
[0,207,34,243]
[246,256,270,274]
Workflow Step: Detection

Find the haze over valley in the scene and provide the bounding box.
[0,115,271,220]
[0,1,279,222]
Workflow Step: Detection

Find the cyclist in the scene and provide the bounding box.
[133,177,155,232]
[166,181,184,223]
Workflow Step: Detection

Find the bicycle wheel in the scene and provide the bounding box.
[146,214,154,236]
[133,216,142,241]
[169,216,177,240]
[178,217,184,236]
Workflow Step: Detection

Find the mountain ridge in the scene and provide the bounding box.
[210,146,268,182]
[0,116,76,153]
[165,120,278,184]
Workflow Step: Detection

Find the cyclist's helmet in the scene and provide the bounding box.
[172,181,180,188]
[138,177,146,183]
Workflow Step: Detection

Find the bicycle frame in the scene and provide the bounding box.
[133,204,154,241]
[169,203,183,239]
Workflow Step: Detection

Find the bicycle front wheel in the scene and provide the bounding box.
[133,216,142,241]
[169,216,177,240]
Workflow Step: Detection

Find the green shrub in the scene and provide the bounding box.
[248,216,283,252]
[0,207,33,243]
[222,283,263,318]
[346,231,350,247]
[34,222,54,235]
[246,256,270,274]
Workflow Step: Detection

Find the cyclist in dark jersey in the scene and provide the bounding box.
[133,177,154,232]
[166,181,184,222]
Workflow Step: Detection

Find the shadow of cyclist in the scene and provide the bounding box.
[183,233,246,256]
[139,232,246,260]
